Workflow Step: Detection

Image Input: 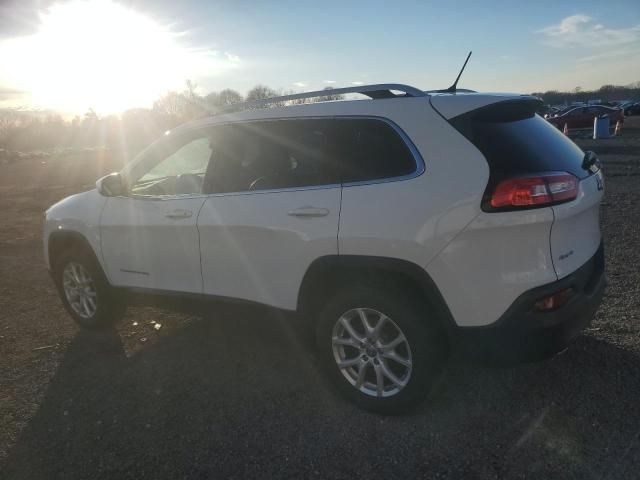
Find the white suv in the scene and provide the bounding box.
[44,84,606,413]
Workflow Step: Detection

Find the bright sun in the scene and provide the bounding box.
[0,0,237,114]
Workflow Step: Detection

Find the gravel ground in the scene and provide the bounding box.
[1,118,639,479]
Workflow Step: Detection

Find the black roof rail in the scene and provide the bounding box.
[220,83,426,113]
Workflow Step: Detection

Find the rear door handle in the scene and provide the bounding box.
[287,207,330,218]
[165,209,193,219]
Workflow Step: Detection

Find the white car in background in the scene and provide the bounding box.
[44,83,606,413]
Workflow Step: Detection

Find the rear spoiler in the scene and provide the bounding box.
[429,94,542,120]
[451,98,543,123]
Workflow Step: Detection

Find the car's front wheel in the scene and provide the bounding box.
[53,248,125,329]
[316,284,446,414]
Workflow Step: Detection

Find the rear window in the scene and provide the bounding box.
[451,102,589,181]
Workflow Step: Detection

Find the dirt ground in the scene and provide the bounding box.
[1,118,639,479]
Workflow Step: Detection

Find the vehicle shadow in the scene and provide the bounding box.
[2,305,639,479]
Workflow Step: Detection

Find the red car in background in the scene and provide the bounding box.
[547,105,624,130]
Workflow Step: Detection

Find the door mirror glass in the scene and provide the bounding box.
[97,172,125,197]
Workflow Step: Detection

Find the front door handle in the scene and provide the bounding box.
[165,209,193,219]
[287,207,330,218]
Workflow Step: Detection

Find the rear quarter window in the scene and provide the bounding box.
[330,119,418,183]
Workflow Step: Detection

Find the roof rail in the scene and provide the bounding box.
[221,83,426,112]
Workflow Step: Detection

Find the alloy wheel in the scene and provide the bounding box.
[62,262,98,319]
[331,308,413,398]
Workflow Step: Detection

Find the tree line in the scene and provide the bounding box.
[532,82,640,106]
[0,83,343,157]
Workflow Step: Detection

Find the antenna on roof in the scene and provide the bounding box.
[444,51,472,93]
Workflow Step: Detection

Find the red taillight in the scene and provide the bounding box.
[489,172,578,209]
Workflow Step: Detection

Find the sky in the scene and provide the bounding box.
[0,0,638,114]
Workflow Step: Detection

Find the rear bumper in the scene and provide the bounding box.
[452,242,605,365]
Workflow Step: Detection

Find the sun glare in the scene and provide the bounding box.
[0,0,238,114]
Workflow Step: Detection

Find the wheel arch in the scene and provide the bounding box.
[297,255,458,336]
[48,230,103,275]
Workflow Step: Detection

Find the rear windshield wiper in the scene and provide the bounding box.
[582,151,601,173]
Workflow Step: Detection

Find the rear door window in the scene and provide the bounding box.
[206,119,339,193]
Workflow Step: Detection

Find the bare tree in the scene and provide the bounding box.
[152,83,206,123]
[0,111,20,148]
[204,89,244,112]
[246,85,279,107]
[153,91,182,118]
[184,79,199,101]
[84,108,98,123]
[218,89,243,106]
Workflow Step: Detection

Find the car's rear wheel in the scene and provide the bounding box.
[316,284,446,414]
[53,248,125,329]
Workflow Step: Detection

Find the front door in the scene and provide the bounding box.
[100,130,213,293]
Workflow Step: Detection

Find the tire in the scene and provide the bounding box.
[52,247,126,329]
[315,283,446,414]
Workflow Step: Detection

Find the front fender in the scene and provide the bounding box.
[44,189,107,271]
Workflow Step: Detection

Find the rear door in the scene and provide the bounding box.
[197,120,341,310]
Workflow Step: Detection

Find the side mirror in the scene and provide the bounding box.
[96,172,126,197]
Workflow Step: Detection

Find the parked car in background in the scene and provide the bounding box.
[622,102,640,116]
[554,105,582,117]
[547,105,624,130]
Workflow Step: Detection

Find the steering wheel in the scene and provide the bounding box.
[248,176,267,191]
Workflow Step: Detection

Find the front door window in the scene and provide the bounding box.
[129,134,213,197]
